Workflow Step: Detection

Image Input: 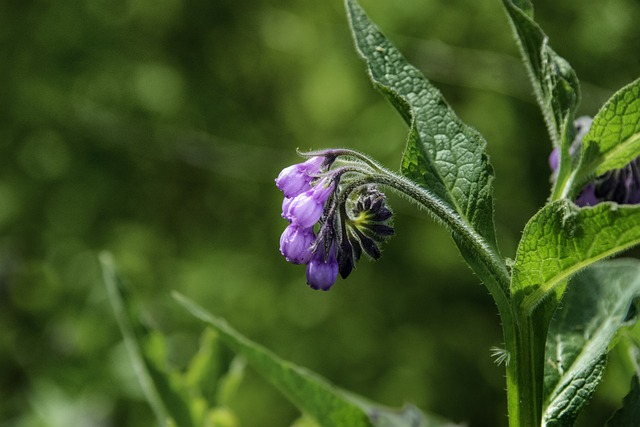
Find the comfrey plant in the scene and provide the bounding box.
[104,1,640,426]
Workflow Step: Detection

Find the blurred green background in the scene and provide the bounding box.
[1,0,639,425]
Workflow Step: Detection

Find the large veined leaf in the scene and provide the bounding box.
[345,0,498,253]
[511,199,640,309]
[543,260,640,426]
[173,292,460,427]
[500,0,580,150]
[576,79,640,184]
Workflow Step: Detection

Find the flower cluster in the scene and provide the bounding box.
[276,152,394,290]
[550,116,640,206]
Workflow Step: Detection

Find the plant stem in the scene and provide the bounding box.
[344,166,558,426]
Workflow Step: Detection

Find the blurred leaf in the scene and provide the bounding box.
[185,328,222,404]
[103,253,200,427]
[142,331,197,427]
[500,0,580,149]
[362,403,464,427]
[174,292,459,427]
[215,356,246,407]
[207,407,241,427]
[543,259,640,426]
[607,377,640,426]
[608,377,640,426]
[577,79,640,183]
[173,291,373,427]
[101,253,172,426]
[511,200,640,311]
[606,338,640,426]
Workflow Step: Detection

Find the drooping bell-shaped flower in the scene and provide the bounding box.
[286,178,335,228]
[275,156,325,198]
[279,224,315,264]
[306,244,339,291]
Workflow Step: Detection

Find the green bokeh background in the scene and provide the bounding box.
[1,0,639,425]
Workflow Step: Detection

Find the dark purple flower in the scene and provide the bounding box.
[549,116,640,206]
[275,156,325,198]
[286,178,335,228]
[337,185,394,279]
[593,157,640,205]
[280,224,315,264]
[306,245,339,291]
[574,183,598,206]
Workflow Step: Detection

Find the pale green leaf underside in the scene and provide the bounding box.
[578,78,640,180]
[543,259,640,426]
[501,0,580,149]
[346,0,497,250]
[511,200,640,310]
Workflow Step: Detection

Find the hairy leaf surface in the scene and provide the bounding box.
[577,79,640,181]
[345,0,498,253]
[501,0,580,149]
[511,200,640,309]
[543,260,640,426]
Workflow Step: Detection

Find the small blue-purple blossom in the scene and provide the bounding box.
[275,156,325,198]
[286,178,335,228]
[306,245,339,291]
[279,224,315,264]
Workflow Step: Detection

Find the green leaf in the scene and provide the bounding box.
[511,200,640,311]
[543,259,640,426]
[172,292,373,427]
[345,0,498,253]
[173,292,459,427]
[101,253,190,427]
[576,78,640,184]
[607,376,640,427]
[500,0,580,149]
[185,328,223,404]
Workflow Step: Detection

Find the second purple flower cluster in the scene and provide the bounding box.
[550,116,640,206]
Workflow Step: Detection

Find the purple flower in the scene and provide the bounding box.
[592,157,640,205]
[549,116,640,206]
[279,224,315,264]
[275,156,325,198]
[306,245,339,291]
[286,178,335,228]
[574,183,598,207]
[282,197,294,221]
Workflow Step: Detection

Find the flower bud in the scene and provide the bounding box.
[287,178,335,228]
[275,157,325,198]
[279,224,315,264]
[306,247,338,291]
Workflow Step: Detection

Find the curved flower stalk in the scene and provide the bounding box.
[276,150,395,290]
[550,116,640,206]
